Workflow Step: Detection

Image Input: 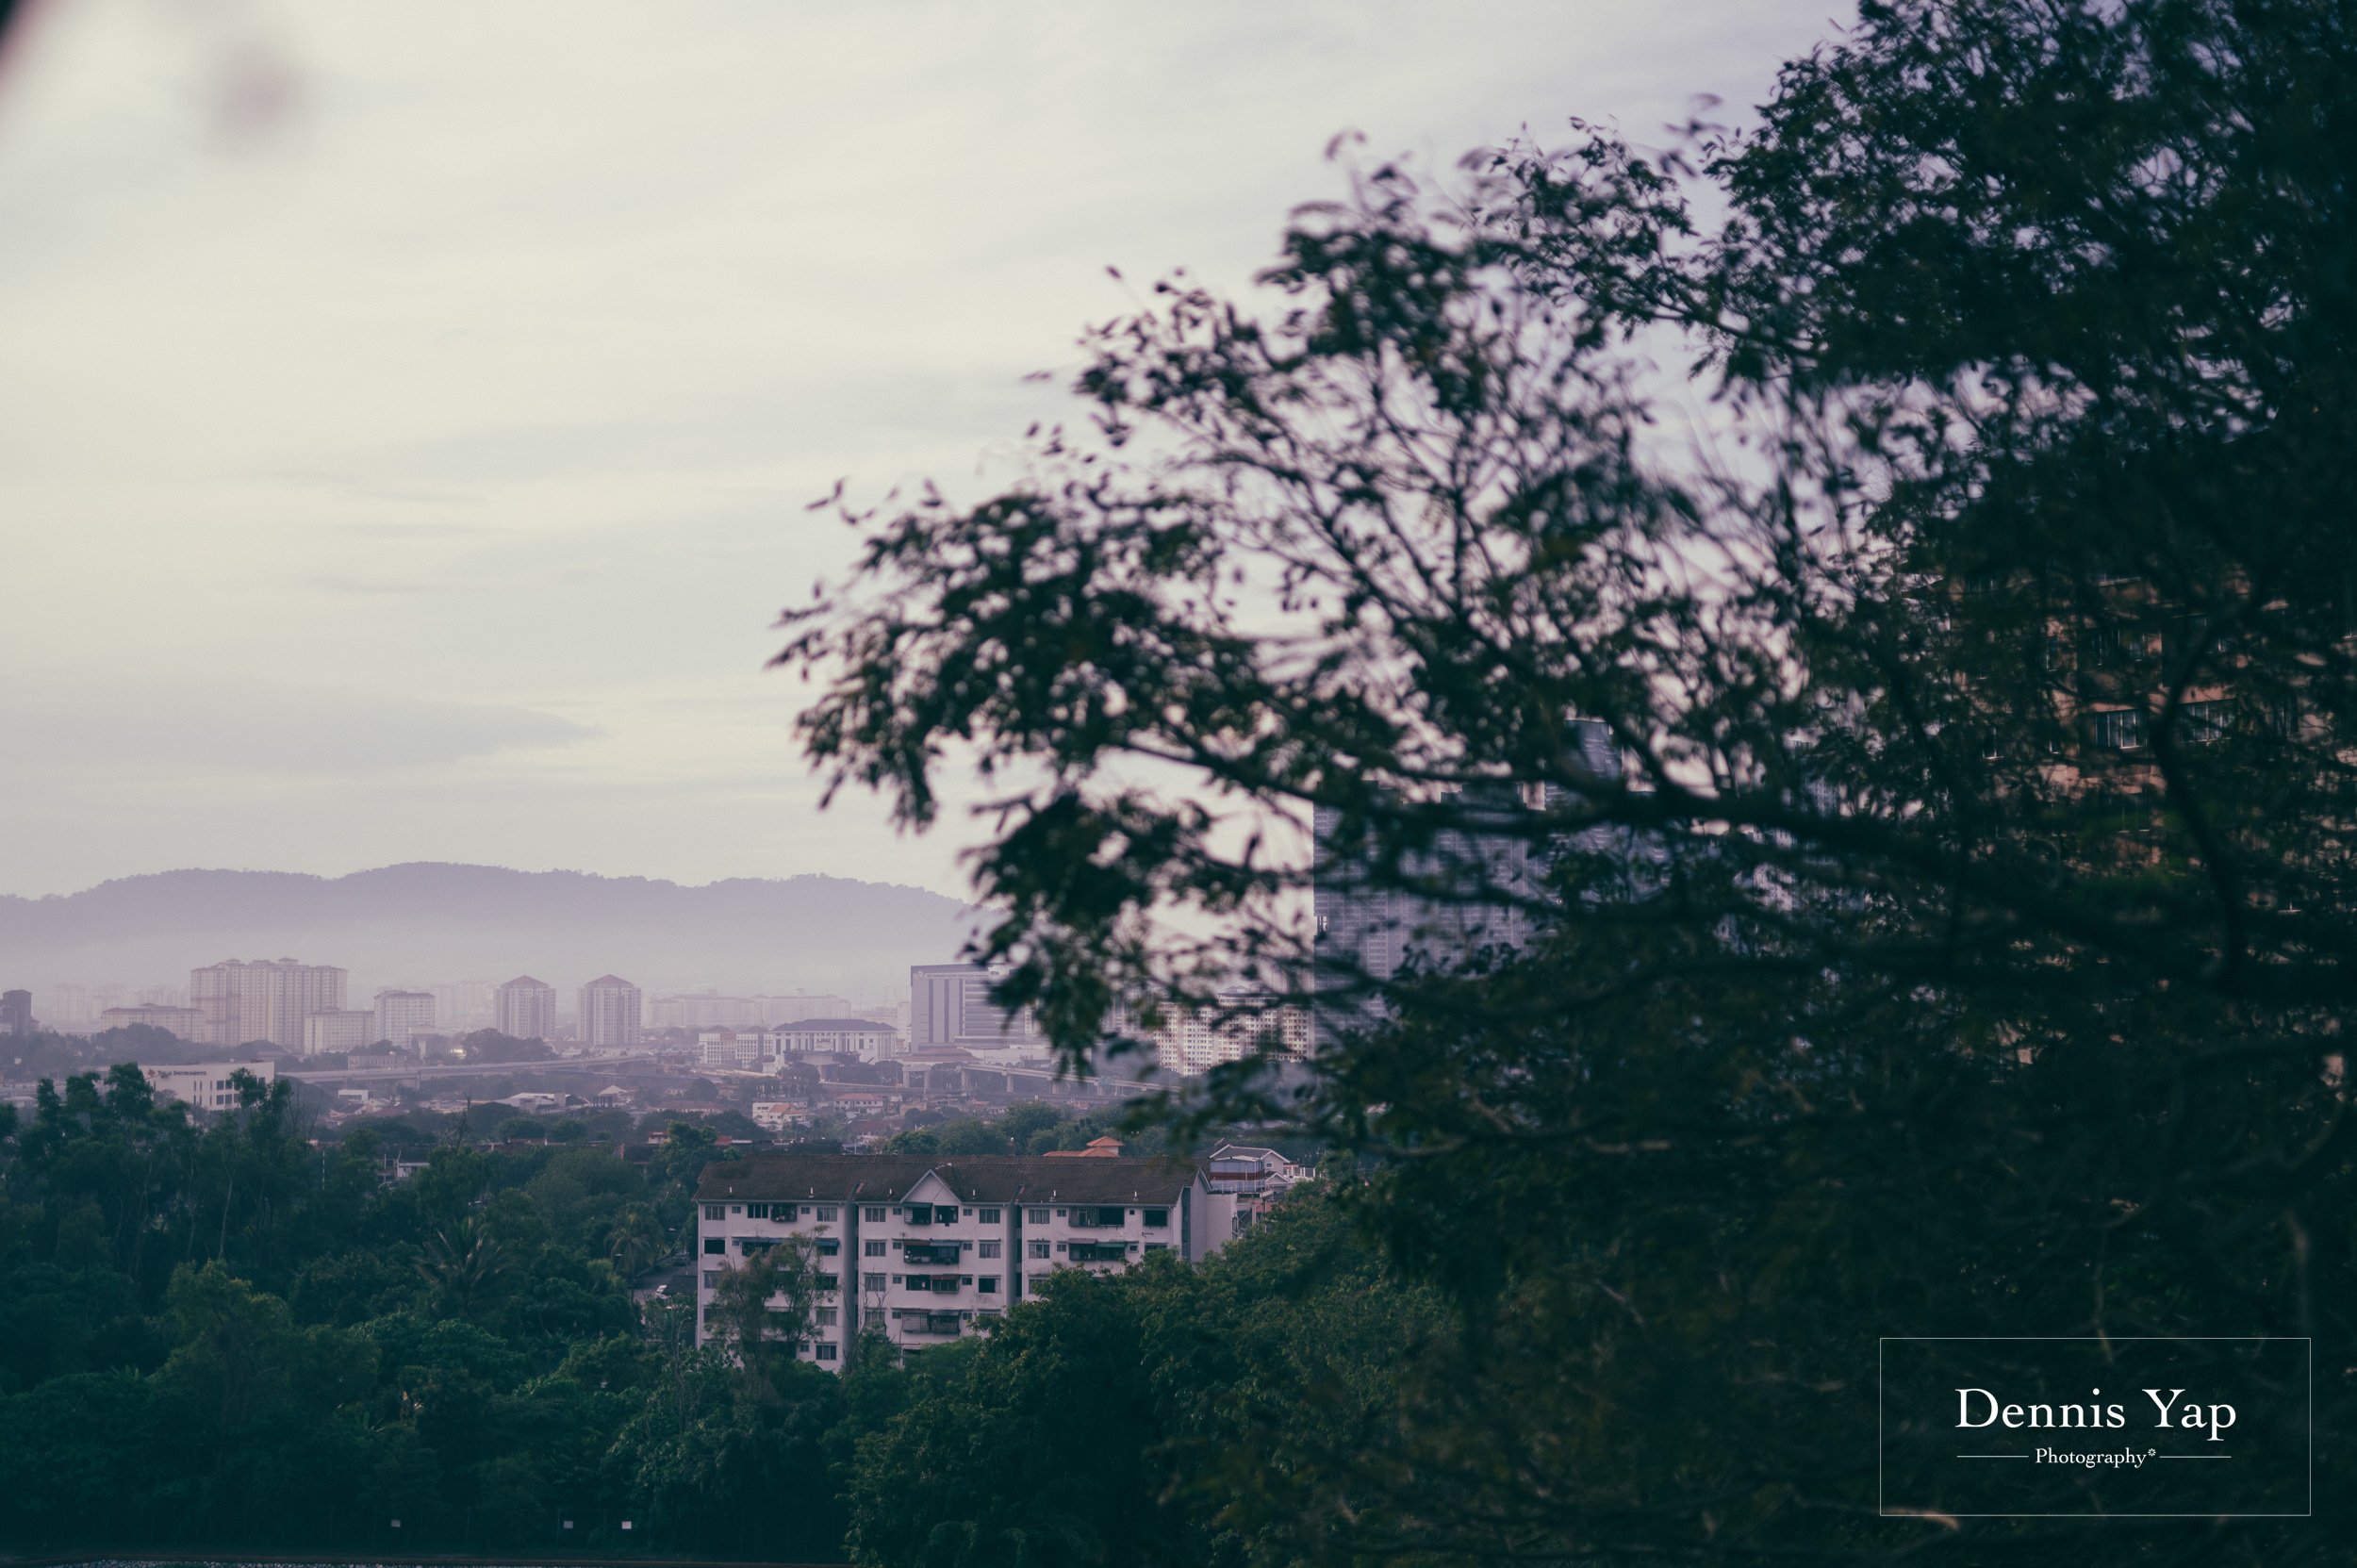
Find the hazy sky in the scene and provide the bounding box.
[0,0,1842,900]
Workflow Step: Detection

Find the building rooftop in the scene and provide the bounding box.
[1045,1136,1127,1159]
[696,1151,1206,1205]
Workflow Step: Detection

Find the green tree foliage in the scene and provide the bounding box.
[0,1066,736,1554]
[780,3,2357,1560]
[842,1187,1435,1568]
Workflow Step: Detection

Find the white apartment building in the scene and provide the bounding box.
[373,989,436,1048]
[1152,989,1312,1078]
[142,1058,279,1114]
[694,1154,1216,1365]
[578,974,642,1048]
[189,959,347,1048]
[302,1010,376,1054]
[432,981,498,1034]
[497,975,559,1040]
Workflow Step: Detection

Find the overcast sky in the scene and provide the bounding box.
[0,0,1842,900]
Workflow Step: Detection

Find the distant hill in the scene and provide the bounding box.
[0,863,982,1003]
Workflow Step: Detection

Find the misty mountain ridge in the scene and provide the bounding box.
[0,862,983,1004]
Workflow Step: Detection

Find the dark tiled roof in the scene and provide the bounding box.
[933,1156,1203,1204]
[695,1152,1205,1204]
[696,1154,938,1202]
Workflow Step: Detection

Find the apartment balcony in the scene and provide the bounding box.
[904,1273,963,1293]
[901,1243,962,1266]
[898,1310,964,1336]
[1067,1242,1131,1263]
[1065,1206,1128,1229]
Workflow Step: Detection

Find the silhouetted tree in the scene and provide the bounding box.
[783,3,2357,1561]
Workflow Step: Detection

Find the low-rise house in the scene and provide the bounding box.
[1204,1143,1311,1239]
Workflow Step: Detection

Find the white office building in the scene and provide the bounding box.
[142,1058,279,1114]
[762,1016,900,1065]
[908,963,1046,1055]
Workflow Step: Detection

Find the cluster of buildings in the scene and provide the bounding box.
[691,1143,1306,1363]
[71,963,659,1056]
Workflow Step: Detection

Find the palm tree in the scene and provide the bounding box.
[416,1219,506,1318]
[606,1203,675,1280]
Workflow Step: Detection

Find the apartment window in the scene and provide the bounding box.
[702,1271,720,1288]
[816,1307,839,1327]
[815,1237,840,1255]
[2089,707,2145,751]
[1028,1273,1050,1293]
[865,1309,886,1329]
[865,1240,885,1257]
[1055,1241,1066,1253]
[892,1274,905,1285]
[1028,1240,1050,1259]
[2087,623,2147,668]
[979,1239,1002,1259]
[865,1206,886,1222]
[864,1272,886,1292]
[1027,1208,1049,1224]
[2182,700,2232,746]
[815,1273,839,1293]
[816,1343,838,1362]
[978,1277,998,1294]
[979,1207,1001,1224]
[703,1204,725,1221]
[1145,1242,1169,1252]
[731,1205,743,1215]
[747,1203,769,1219]
[1143,1208,1168,1228]
[816,1206,839,1221]
[703,1238,725,1255]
